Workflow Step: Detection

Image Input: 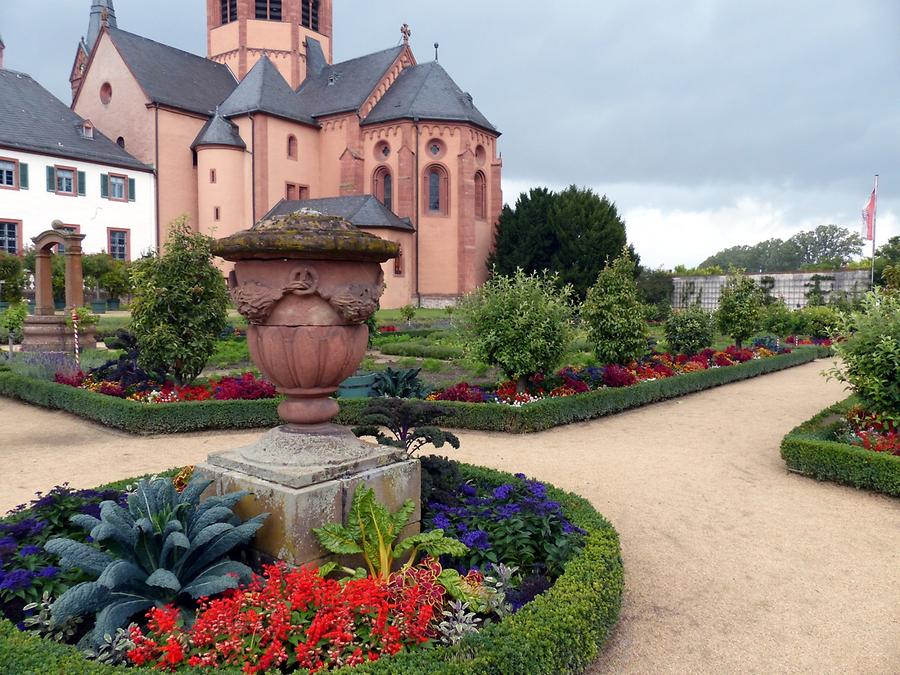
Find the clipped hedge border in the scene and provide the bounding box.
[780,397,900,497]
[0,347,828,435]
[0,464,624,675]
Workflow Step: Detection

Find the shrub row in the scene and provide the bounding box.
[0,464,624,675]
[0,347,827,435]
[376,342,463,360]
[780,397,900,497]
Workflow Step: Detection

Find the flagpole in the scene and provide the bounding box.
[871,174,878,288]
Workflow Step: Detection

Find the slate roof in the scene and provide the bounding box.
[363,61,497,133]
[264,195,414,232]
[305,38,328,79]
[0,69,150,171]
[106,28,236,116]
[296,46,405,118]
[219,55,316,125]
[191,112,246,149]
[87,0,117,52]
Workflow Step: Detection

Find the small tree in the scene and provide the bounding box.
[717,269,763,348]
[399,304,417,326]
[1,301,28,353]
[582,249,648,364]
[664,305,715,355]
[459,269,574,391]
[0,253,25,303]
[130,217,229,385]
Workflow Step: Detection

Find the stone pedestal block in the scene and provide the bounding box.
[21,315,97,352]
[197,425,421,567]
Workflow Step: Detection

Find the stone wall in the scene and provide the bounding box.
[672,269,870,310]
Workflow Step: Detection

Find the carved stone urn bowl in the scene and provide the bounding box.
[213,210,398,430]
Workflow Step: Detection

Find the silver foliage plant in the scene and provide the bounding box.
[437,600,481,646]
[85,627,136,666]
[22,592,83,643]
[45,476,268,646]
[483,562,518,618]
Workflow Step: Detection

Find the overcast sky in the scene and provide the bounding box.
[2,1,898,268]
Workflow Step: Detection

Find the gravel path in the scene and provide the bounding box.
[2,359,898,673]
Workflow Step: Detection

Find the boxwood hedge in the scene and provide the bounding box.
[0,347,827,435]
[780,397,900,497]
[0,463,624,675]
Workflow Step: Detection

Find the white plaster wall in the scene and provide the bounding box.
[0,147,156,258]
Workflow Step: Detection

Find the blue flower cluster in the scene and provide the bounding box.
[425,473,585,577]
[0,484,127,625]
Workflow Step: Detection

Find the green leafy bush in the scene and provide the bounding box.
[45,477,267,645]
[760,300,796,336]
[781,397,900,496]
[1,301,28,347]
[130,217,229,385]
[717,269,763,348]
[459,269,574,389]
[794,305,840,339]
[826,290,900,420]
[0,252,25,302]
[664,305,714,355]
[582,249,648,364]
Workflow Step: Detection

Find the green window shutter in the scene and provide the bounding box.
[46,166,55,192]
[18,163,28,190]
[100,174,109,199]
[77,171,86,196]
[128,178,136,202]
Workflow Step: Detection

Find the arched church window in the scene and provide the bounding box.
[425,165,449,215]
[374,167,393,212]
[221,0,237,24]
[302,0,320,31]
[474,171,487,220]
[256,0,282,20]
[287,135,298,160]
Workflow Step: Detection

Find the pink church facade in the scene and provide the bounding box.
[71,0,502,307]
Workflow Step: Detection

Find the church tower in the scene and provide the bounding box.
[206,0,334,88]
[70,0,117,101]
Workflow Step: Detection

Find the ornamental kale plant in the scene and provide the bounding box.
[352,398,460,458]
[0,485,127,621]
[45,477,268,646]
[89,330,165,391]
[424,471,585,578]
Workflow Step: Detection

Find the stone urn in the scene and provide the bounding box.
[199,210,420,567]
[213,210,397,428]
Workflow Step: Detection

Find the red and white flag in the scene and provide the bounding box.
[861,178,878,241]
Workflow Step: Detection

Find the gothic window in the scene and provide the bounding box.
[301,0,320,31]
[374,167,392,212]
[287,135,298,160]
[474,171,487,220]
[425,165,449,215]
[220,0,237,23]
[256,0,282,20]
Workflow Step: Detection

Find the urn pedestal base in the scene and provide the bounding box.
[21,315,97,352]
[197,425,421,567]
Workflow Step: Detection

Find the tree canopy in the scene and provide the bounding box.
[698,224,864,272]
[489,186,628,297]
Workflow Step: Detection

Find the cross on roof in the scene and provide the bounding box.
[401,24,412,45]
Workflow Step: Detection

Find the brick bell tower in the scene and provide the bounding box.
[206,0,334,88]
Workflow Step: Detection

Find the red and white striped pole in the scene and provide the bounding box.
[71,309,80,369]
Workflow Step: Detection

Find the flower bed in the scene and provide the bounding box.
[0,347,829,434]
[0,464,624,674]
[780,397,900,496]
[428,345,788,405]
[54,370,275,403]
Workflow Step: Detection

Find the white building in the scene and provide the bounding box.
[0,68,155,261]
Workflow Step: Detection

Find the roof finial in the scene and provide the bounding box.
[434,42,439,61]
[100,7,109,26]
[401,23,412,45]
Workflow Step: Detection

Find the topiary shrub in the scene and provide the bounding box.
[795,305,840,339]
[582,249,648,364]
[459,269,574,391]
[761,299,796,336]
[826,290,900,421]
[130,217,229,385]
[717,269,763,348]
[664,305,715,355]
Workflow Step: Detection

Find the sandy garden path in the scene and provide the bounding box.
[1,359,898,673]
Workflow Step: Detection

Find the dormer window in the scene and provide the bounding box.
[81,121,94,140]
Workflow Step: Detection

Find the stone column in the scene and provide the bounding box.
[64,247,85,311]
[33,250,55,316]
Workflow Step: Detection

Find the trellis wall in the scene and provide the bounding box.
[672,270,870,310]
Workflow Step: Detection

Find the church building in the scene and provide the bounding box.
[70,0,502,307]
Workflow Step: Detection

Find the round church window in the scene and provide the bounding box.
[374,141,390,160]
[100,82,113,105]
[428,140,445,158]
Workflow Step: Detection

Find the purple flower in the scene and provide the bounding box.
[432,514,452,531]
[460,529,490,550]
[0,537,17,557]
[497,503,521,519]
[18,545,42,557]
[527,482,547,499]
[460,484,477,497]
[492,484,515,501]
[0,569,34,591]
[514,473,526,480]
[36,566,60,579]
